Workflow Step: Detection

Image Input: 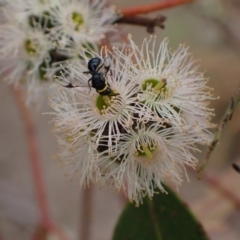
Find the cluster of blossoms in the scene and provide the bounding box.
[51,35,215,205]
[0,0,215,206]
[0,0,116,103]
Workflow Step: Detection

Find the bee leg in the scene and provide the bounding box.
[96,57,109,72]
[64,82,79,88]
[103,57,111,75]
[104,65,111,75]
[109,68,113,76]
[88,78,92,92]
[64,82,74,88]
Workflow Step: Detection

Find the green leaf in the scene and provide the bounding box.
[112,185,208,240]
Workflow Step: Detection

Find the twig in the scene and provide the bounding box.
[189,167,240,210]
[31,223,69,240]
[114,14,166,33]
[0,221,3,240]
[31,225,48,240]
[120,0,194,16]
[80,187,93,240]
[119,190,128,206]
[198,86,240,178]
[203,172,240,209]
[50,222,70,240]
[13,87,51,227]
[12,87,69,240]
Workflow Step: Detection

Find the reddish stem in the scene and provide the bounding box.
[31,222,69,240]
[203,172,240,208]
[0,225,3,240]
[120,0,194,16]
[50,222,70,240]
[12,87,69,240]
[119,190,128,206]
[13,87,51,227]
[80,187,93,240]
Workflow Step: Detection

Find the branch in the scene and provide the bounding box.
[204,172,240,209]
[114,14,166,33]
[12,87,69,240]
[198,86,240,178]
[12,87,51,227]
[120,0,194,16]
[80,187,93,240]
[188,167,240,210]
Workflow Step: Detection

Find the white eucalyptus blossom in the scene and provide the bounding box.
[0,0,59,24]
[0,0,118,104]
[0,23,52,82]
[21,0,60,16]
[51,48,146,152]
[50,36,215,204]
[97,123,199,205]
[0,1,56,104]
[55,127,101,189]
[47,0,117,75]
[49,0,117,44]
[126,36,215,133]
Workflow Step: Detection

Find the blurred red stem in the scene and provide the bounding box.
[13,87,50,226]
[51,222,70,240]
[12,87,69,240]
[0,225,3,240]
[80,187,93,240]
[120,0,194,16]
[119,190,128,206]
[204,172,240,208]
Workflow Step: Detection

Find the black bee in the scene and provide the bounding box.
[83,57,112,95]
[65,57,112,95]
[232,163,240,173]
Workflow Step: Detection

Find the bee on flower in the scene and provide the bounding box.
[51,47,145,152]
[50,35,215,204]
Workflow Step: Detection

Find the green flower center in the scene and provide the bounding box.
[25,39,38,55]
[136,143,157,160]
[96,95,113,113]
[65,135,74,143]
[142,78,167,95]
[96,90,120,114]
[72,12,84,31]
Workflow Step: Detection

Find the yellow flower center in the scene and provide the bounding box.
[65,135,74,143]
[142,78,167,95]
[96,95,111,113]
[25,39,38,55]
[136,143,157,160]
[72,12,84,31]
[96,91,120,115]
[142,145,153,159]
